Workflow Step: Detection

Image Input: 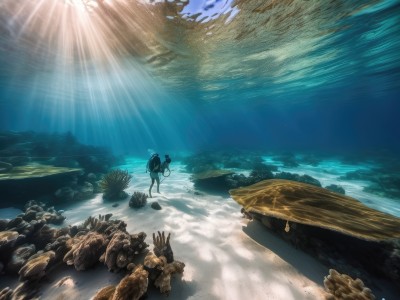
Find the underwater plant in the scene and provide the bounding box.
[100,169,132,200]
[129,191,148,208]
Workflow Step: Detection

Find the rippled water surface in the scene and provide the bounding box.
[0,0,399,152]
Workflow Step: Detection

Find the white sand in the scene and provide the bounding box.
[2,157,400,299]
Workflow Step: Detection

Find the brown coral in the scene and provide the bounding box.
[154,260,185,295]
[93,285,116,300]
[112,265,149,300]
[63,232,106,271]
[324,269,375,300]
[19,251,55,281]
[144,251,185,295]
[153,231,174,263]
[100,231,147,272]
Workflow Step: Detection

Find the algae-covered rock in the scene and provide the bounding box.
[230,179,400,241]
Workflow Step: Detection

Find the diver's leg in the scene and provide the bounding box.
[156,176,160,193]
[149,178,155,198]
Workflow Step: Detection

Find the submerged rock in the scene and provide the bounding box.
[230,179,400,241]
[151,202,162,210]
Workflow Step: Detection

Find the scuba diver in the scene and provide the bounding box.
[147,153,172,198]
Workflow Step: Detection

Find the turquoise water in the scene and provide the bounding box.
[1,2,400,297]
[0,0,399,154]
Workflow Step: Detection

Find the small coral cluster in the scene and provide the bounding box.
[1,203,186,300]
[101,169,132,200]
[129,191,148,208]
[93,231,185,299]
[0,209,150,299]
[324,269,375,300]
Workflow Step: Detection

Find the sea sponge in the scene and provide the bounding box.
[100,169,132,200]
[324,269,375,300]
[112,265,149,300]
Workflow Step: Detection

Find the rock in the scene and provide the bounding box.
[151,202,162,210]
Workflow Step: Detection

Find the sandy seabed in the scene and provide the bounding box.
[1,157,400,300]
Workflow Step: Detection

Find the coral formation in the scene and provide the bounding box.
[143,251,185,295]
[6,244,36,274]
[0,287,13,300]
[154,260,185,295]
[153,231,174,263]
[129,191,148,208]
[112,265,149,300]
[100,169,132,200]
[100,231,147,272]
[19,251,55,281]
[324,269,375,300]
[93,285,116,300]
[63,232,106,271]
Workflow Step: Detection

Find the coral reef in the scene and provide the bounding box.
[324,269,375,300]
[129,191,148,208]
[101,169,132,200]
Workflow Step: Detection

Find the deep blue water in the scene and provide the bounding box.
[0,0,399,155]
